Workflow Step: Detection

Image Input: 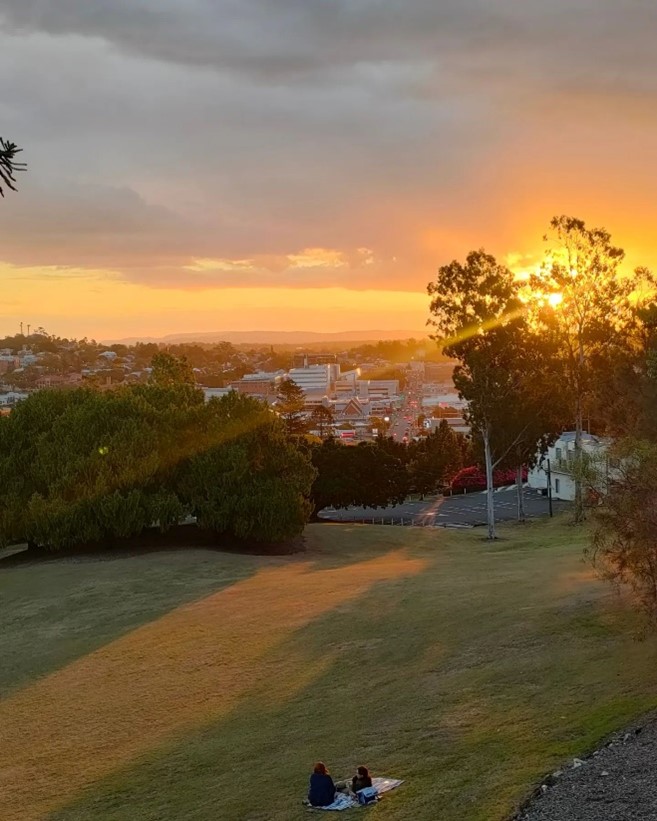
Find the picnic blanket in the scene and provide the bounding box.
[309,777,404,811]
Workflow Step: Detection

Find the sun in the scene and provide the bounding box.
[547,292,563,307]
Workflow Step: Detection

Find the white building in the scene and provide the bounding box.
[288,364,336,396]
[528,431,608,501]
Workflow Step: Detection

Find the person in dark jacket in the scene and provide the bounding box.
[308,762,336,807]
[352,765,373,794]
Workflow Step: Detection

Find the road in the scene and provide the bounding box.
[388,369,423,443]
[318,486,570,528]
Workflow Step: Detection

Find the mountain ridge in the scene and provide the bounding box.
[104,329,428,345]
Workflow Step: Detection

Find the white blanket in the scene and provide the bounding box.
[310,777,404,811]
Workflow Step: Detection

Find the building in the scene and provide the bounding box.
[288,364,338,396]
[229,371,283,398]
[528,431,609,501]
[292,352,338,368]
[0,390,28,412]
[0,355,19,374]
[423,416,470,436]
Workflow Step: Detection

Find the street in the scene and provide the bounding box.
[318,486,570,528]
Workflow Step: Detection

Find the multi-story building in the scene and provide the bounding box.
[528,431,609,501]
[288,364,337,396]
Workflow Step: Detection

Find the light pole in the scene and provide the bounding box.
[546,457,553,518]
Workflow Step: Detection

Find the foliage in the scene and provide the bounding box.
[407,421,466,495]
[589,439,657,623]
[309,405,334,438]
[428,249,563,536]
[0,138,26,197]
[530,215,655,521]
[308,438,409,515]
[178,394,315,543]
[0,387,314,550]
[275,378,308,435]
[150,352,196,386]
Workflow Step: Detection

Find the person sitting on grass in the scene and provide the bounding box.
[308,762,336,807]
[352,765,373,794]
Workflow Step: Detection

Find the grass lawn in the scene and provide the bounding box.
[2,518,657,821]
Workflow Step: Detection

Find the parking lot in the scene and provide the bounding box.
[318,486,570,528]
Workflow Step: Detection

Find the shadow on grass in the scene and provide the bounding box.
[0,545,428,821]
[0,523,307,568]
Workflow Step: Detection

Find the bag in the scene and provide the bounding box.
[357,786,378,805]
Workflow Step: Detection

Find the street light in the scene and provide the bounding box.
[546,457,553,518]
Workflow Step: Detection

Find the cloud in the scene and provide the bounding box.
[2,0,657,305]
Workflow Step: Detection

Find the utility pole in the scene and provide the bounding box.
[546,457,553,518]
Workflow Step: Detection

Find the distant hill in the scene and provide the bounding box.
[105,329,428,346]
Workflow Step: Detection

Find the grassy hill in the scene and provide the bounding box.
[2,519,657,820]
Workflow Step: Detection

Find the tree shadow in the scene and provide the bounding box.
[0,546,429,821]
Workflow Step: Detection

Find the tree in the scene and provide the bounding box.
[588,439,657,623]
[150,352,195,387]
[276,378,307,435]
[178,393,315,544]
[310,405,335,439]
[0,386,315,551]
[309,438,409,517]
[584,304,657,623]
[407,421,465,497]
[0,138,26,197]
[428,250,544,539]
[530,216,655,522]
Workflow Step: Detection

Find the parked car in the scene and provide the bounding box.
[450,466,528,493]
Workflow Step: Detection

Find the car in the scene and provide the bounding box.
[450,466,528,493]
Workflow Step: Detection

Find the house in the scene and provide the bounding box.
[528,431,609,501]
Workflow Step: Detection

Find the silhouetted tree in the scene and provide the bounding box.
[0,138,26,196]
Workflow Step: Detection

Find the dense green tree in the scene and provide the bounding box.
[309,438,409,517]
[179,395,315,543]
[150,352,196,386]
[276,378,307,435]
[0,386,314,551]
[407,421,466,497]
[429,250,540,538]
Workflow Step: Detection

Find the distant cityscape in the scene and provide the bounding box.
[0,330,466,440]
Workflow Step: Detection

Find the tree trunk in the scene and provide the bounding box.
[483,425,496,540]
[516,465,526,522]
[573,333,586,523]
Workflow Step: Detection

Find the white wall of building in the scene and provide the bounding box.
[528,431,608,501]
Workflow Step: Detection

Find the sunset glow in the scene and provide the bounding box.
[2,4,657,340]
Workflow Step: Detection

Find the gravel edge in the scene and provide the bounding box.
[506,710,657,821]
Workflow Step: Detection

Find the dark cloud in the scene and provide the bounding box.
[1,1,657,293]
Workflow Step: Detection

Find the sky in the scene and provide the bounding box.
[2,1,657,341]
